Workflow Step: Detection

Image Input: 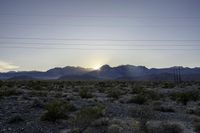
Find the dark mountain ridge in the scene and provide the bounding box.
[1,65,200,81]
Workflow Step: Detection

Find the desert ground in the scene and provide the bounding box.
[0,80,200,133]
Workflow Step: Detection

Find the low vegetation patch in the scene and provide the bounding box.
[131,85,145,94]
[0,87,21,97]
[128,94,148,105]
[130,106,155,132]
[194,122,200,133]
[8,115,24,124]
[171,91,199,105]
[41,100,76,122]
[147,121,183,133]
[107,88,123,99]
[72,105,105,132]
[162,82,176,89]
[154,105,175,112]
[79,88,93,99]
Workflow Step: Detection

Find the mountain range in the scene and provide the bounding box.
[0,65,200,81]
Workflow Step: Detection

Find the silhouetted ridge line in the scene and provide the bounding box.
[1,65,200,81]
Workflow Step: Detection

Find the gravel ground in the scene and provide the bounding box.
[0,81,200,133]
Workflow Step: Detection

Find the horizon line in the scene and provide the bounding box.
[1,64,200,73]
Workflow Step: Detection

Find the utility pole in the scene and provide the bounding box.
[173,67,182,84]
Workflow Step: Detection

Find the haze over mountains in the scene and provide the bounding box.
[0,65,200,81]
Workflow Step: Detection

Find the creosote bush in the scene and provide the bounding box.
[107,88,122,99]
[147,121,183,133]
[130,106,155,132]
[79,88,93,99]
[128,94,147,105]
[41,100,76,122]
[171,91,199,105]
[131,85,145,94]
[162,82,176,89]
[131,87,160,102]
[29,90,48,97]
[153,105,175,112]
[8,115,24,124]
[0,80,3,88]
[0,87,21,97]
[72,105,105,132]
[194,122,200,133]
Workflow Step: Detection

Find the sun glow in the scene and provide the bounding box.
[89,56,109,70]
[93,64,102,70]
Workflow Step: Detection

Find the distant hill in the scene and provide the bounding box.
[59,74,98,81]
[0,65,200,81]
[0,66,91,80]
[8,75,36,80]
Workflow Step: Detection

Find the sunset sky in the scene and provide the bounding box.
[0,0,200,72]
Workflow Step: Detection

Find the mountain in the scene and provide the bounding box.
[8,75,36,80]
[59,74,98,80]
[0,66,91,80]
[46,66,92,79]
[0,65,200,81]
[88,65,149,80]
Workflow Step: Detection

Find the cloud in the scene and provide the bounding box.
[0,61,19,72]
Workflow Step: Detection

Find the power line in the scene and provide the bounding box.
[1,22,200,27]
[0,37,200,42]
[0,46,200,51]
[0,42,199,47]
[0,13,200,19]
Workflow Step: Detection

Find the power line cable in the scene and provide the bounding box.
[0,37,200,42]
[0,46,200,51]
[0,42,199,46]
[0,22,200,27]
[0,13,200,19]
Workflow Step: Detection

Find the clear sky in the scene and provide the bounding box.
[0,0,200,72]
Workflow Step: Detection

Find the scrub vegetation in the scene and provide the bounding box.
[0,80,200,133]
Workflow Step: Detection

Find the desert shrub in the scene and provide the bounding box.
[79,88,93,99]
[131,89,160,102]
[98,87,106,93]
[54,92,63,98]
[0,87,21,97]
[130,106,154,121]
[29,90,48,97]
[154,105,175,112]
[128,94,147,105]
[72,105,105,132]
[92,117,109,127]
[4,81,16,88]
[171,91,199,105]
[107,89,122,99]
[41,100,75,122]
[31,98,44,108]
[98,82,112,88]
[130,106,155,131]
[8,115,24,124]
[144,90,161,100]
[186,107,200,116]
[131,83,160,100]
[107,124,123,133]
[27,81,43,90]
[147,121,183,133]
[0,80,3,88]
[131,85,145,94]
[162,82,176,88]
[194,122,200,133]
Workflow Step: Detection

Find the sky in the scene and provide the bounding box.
[0,0,200,72]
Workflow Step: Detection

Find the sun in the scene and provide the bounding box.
[92,64,102,70]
